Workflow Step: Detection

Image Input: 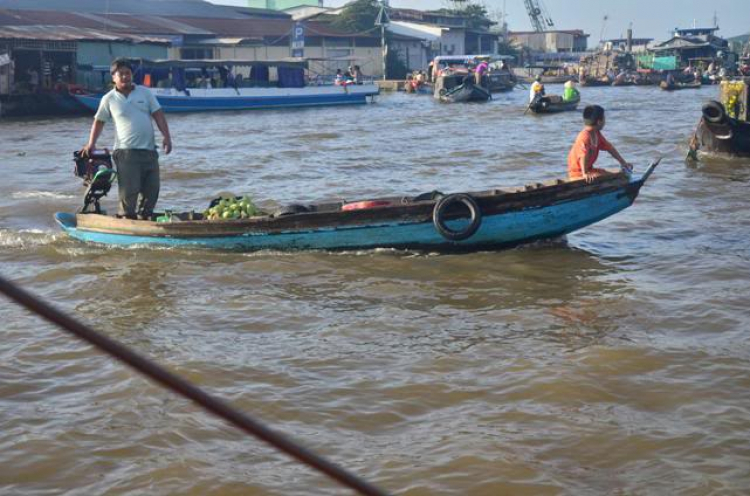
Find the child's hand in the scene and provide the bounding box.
[621,162,634,173]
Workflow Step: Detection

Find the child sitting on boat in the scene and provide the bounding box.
[567,105,632,183]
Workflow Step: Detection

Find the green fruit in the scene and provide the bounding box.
[222,211,231,219]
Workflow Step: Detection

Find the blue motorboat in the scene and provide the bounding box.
[73,58,379,113]
[55,161,659,252]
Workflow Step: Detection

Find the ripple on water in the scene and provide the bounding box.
[1,88,750,495]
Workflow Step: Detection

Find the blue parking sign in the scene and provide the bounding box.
[292,22,305,58]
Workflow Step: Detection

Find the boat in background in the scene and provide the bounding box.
[580,76,612,87]
[689,80,750,158]
[55,161,659,252]
[73,58,379,113]
[529,94,580,114]
[431,55,516,95]
[660,80,702,91]
[437,80,491,103]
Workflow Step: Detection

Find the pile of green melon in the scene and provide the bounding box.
[203,196,259,220]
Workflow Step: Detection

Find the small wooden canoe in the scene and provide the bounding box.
[529,95,580,114]
[660,81,702,91]
[580,77,611,87]
[55,162,659,252]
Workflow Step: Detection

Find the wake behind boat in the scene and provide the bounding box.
[73,58,379,113]
[55,161,660,252]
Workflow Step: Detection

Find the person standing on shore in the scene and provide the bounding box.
[82,58,172,219]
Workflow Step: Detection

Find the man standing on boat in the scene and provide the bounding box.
[82,58,172,220]
[474,58,489,87]
[568,105,632,183]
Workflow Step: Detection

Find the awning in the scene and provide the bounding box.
[387,21,443,42]
[127,58,309,69]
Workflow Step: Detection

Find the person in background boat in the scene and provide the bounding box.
[693,67,703,83]
[351,65,364,85]
[474,58,489,87]
[334,69,344,86]
[81,58,172,220]
[567,105,632,184]
[665,72,675,87]
[563,79,579,102]
[529,76,545,104]
[409,71,425,92]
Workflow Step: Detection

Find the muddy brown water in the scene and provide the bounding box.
[1,86,749,495]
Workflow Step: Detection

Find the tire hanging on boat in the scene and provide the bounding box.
[432,193,482,241]
[702,100,726,124]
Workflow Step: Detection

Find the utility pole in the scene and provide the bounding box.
[375,0,389,80]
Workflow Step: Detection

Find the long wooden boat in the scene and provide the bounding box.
[660,81,702,91]
[485,73,516,93]
[580,77,612,87]
[54,162,659,252]
[529,95,580,114]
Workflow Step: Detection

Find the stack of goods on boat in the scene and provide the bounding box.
[202,196,259,221]
[689,79,750,158]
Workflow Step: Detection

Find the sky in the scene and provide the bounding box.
[208,0,750,43]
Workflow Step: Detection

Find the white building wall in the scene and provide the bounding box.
[440,30,465,55]
[391,40,428,71]
[547,32,574,52]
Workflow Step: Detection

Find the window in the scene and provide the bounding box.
[181,48,213,60]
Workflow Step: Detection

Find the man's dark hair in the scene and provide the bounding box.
[110,58,133,75]
[583,105,605,126]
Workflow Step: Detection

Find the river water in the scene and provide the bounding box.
[1,86,749,495]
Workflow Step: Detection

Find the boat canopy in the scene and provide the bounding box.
[432,54,514,66]
[128,58,309,69]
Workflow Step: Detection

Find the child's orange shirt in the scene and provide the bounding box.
[567,128,613,178]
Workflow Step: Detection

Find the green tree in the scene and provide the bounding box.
[462,4,489,19]
[331,0,381,34]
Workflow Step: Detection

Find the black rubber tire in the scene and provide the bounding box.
[702,100,726,124]
[432,193,482,241]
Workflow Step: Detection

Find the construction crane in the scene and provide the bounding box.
[524,0,555,32]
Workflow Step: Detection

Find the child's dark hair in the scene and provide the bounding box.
[110,57,132,75]
[583,105,605,126]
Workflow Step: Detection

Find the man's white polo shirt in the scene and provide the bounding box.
[94,85,161,151]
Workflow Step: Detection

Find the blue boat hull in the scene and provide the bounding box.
[54,174,650,252]
[74,91,376,113]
